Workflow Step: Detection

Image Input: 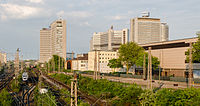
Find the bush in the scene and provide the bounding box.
[0,89,13,106]
[139,88,200,105]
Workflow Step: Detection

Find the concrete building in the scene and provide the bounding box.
[130,14,168,44]
[50,19,67,60]
[72,54,88,71]
[39,28,51,63]
[0,52,7,63]
[90,26,129,51]
[88,51,118,73]
[140,37,198,77]
[39,19,66,63]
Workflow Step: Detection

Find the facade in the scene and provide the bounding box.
[88,51,118,73]
[140,37,198,77]
[39,28,51,63]
[90,26,129,51]
[72,54,88,71]
[39,19,66,63]
[130,16,168,44]
[0,52,7,63]
[50,19,67,60]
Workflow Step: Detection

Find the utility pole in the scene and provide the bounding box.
[21,55,23,72]
[71,51,74,72]
[94,50,98,80]
[143,53,146,79]
[189,42,193,88]
[48,59,50,74]
[61,57,63,72]
[97,51,100,78]
[147,47,152,90]
[159,51,161,83]
[58,55,60,72]
[76,54,78,71]
[71,73,78,106]
[15,48,20,84]
[52,56,55,73]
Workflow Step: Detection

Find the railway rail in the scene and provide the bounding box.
[41,73,106,106]
[0,73,14,92]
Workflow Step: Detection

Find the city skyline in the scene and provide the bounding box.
[0,0,200,60]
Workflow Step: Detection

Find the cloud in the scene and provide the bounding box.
[0,3,48,21]
[25,0,44,4]
[65,11,93,18]
[105,15,127,20]
[80,21,91,26]
[56,10,65,17]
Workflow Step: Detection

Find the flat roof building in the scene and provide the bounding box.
[88,51,119,73]
[130,15,168,44]
[90,26,129,51]
[39,19,66,63]
[140,37,198,77]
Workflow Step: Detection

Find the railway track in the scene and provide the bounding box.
[42,73,106,106]
[0,73,14,92]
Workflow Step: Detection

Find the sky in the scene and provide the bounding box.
[0,0,200,60]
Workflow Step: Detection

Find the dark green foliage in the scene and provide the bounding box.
[186,35,200,63]
[107,59,123,72]
[51,73,200,105]
[51,73,72,84]
[51,73,144,105]
[140,88,200,106]
[34,86,57,106]
[118,42,144,74]
[135,52,160,70]
[0,89,13,106]
[48,55,65,72]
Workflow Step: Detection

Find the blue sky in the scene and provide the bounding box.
[0,0,200,60]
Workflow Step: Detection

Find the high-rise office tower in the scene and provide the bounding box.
[130,12,168,44]
[161,23,169,41]
[39,19,66,63]
[40,28,51,63]
[90,26,129,51]
[50,19,66,60]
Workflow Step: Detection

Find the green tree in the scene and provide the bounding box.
[48,55,65,72]
[186,35,200,63]
[135,52,160,70]
[118,42,144,74]
[107,59,123,72]
[0,89,13,106]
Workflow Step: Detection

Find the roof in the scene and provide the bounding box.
[73,54,88,60]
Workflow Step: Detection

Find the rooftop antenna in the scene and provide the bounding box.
[59,15,63,20]
[111,25,113,30]
[142,11,150,17]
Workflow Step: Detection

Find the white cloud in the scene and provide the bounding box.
[0,3,47,21]
[25,0,44,4]
[80,21,91,26]
[56,10,65,17]
[105,15,127,20]
[65,11,93,18]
